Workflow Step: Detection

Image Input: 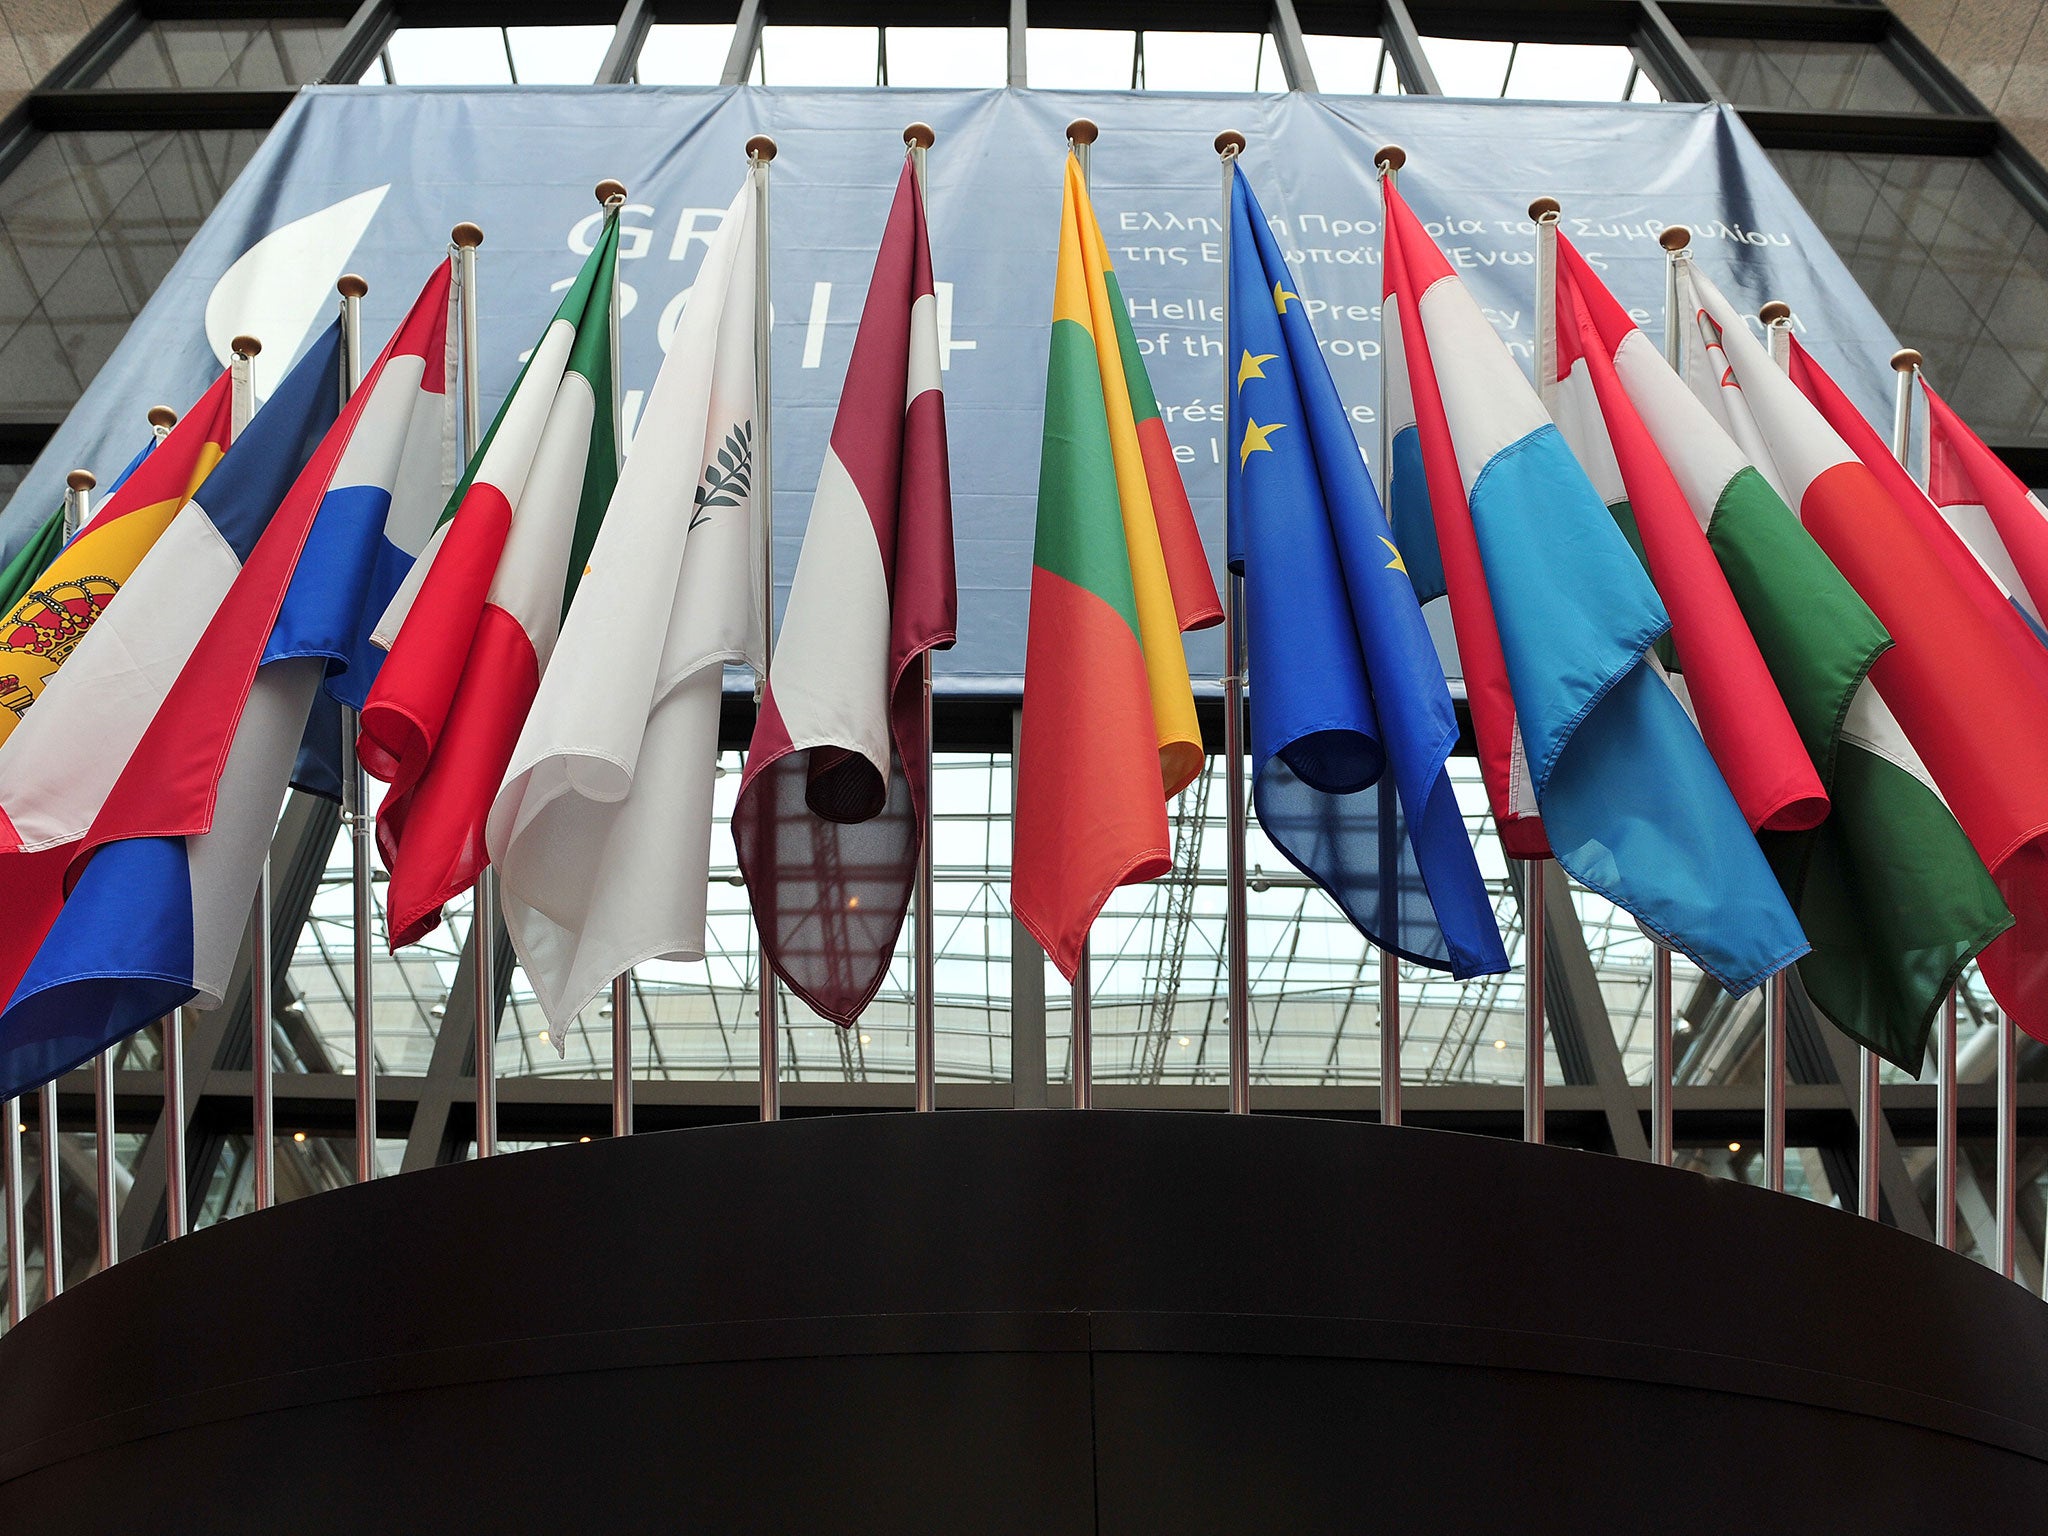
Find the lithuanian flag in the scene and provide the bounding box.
[0,370,234,747]
[1015,155,1222,979]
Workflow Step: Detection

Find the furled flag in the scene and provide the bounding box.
[1922,379,2048,648]
[1226,164,1503,980]
[0,328,340,1026]
[731,156,957,1024]
[0,510,65,616]
[487,181,761,1030]
[360,214,621,949]
[0,369,235,748]
[1014,155,1222,978]
[0,270,452,1099]
[1380,174,1806,995]
[1548,238,2005,1066]
[1688,286,2048,1037]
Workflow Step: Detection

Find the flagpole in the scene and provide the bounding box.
[1378,146,1410,1128]
[163,1009,187,1239]
[1067,116,1099,1113]
[1998,1006,2019,1279]
[748,134,781,1125]
[1875,346,1957,1236]
[1653,222,1691,1169]
[906,123,942,1114]
[1215,128,1252,1118]
[1523,860,1545,1146]
[329,287,377,1185]
[442,226,496,1159]
[3,1094,22,1320]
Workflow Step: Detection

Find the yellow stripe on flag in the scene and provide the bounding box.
[1064,157,1205,797]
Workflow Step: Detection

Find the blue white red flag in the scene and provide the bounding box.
[1380,175,1806,995]
[0,265,452,1099]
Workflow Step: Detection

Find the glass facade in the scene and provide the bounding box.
[1687,35,1936,113]
[94,18,347,90]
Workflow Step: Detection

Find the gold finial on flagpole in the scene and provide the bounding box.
[1758,300,1792,326]
[745,134,777,162]
[1659,225,1691,252]
[337,274,368,300]
[1528,196,1560,222]
[1065,118,1099,146]
[903,122,935,149]
[1891,347,1923,372]
[1374,144,1407,176]
[592,180,627,209]
[230,334,262,358]
[1215,129,1246,159]
[146,404,178,430]
[65,469,95,492]
[451,221,484,248]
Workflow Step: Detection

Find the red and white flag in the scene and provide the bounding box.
[731,156,957,1026]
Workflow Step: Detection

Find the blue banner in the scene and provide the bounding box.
[4,85,1900,694]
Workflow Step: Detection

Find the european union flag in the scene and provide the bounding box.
[1227,165,1506,979]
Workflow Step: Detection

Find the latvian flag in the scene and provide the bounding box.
[0,265,453,1098]
[732,155,956,1025]
[1380,173,1805,996]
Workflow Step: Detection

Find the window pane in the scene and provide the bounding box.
[505,26,613,85]
[1027,28,1135,90]
[758,25,878,87]
[1686,36,1934,113]
[95,18,344,90]
[634,24,735,85]
[1140,30,1269,92]
[883,27,1005,88]
[1304,33,1399,94]
[1771,149,2048,449]
[1420,36,1512,96]
[381,27,512,84]
[0,129,264,414]
[1501,42,1645,102]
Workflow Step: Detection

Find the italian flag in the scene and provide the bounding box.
[1683,262,2045,1044]
[1549,240,2001,1065]
[359,214,620,949]
[1015,156,1222,978]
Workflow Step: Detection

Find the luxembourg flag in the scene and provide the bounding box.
[0,265,453,1099]
[1380,173,1806,995]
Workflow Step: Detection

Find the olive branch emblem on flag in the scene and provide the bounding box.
[691,420,753,529]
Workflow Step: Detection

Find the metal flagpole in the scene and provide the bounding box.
[1216,128,1252,1118]
[163,1009,187,1238]
[1067,117,1099,1113]
[906,123,941,1114]
[1523,861,1545,1145]
[4,1094,22,1321]
[747,134,781,1124]
[585,183,635,1138]
[1378,147,1413,1127]
[251,853,274,1210]
[1997,1006,2018,1279]
[443,226,495,1159]
[1761,300,1793,368]
[330,282,376,1184]
[1652,224,1692,1167]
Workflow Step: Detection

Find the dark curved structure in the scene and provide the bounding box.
[1,1110,2044,1531]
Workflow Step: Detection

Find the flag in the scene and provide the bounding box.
[1548,239,2004,1066]
[0,268,453,1099]
[1226,165,1503,980]
[486,181,761,1031]
[1922,379,2048,647]
[1380,175,1805,995]
[731,157,957,1025]
[1381,184,1545,861]
[0,328,340,1020]
[0,370,235,748]
[0,509,64,615]
[360,215,621,950]
[1014,156,1222,979]
[1694,289,2048,1036]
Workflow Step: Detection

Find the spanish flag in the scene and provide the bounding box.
[1015,155,1221,979]
[0,370,234,747]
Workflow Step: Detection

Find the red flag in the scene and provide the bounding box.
[730,157,957,1025]
[1923,380,2048,642]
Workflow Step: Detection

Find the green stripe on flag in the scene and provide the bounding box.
[1035,316,1141,639]
[560,214,620,616]
[1101,270,1163,427]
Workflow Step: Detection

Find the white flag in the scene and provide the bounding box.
[485,180,763,1029]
